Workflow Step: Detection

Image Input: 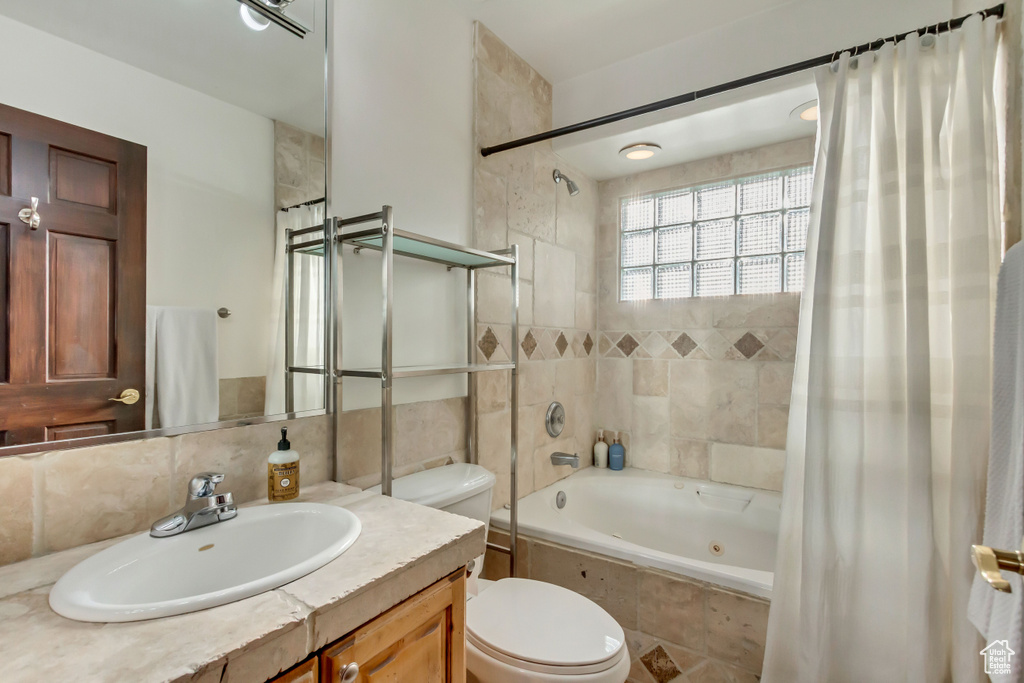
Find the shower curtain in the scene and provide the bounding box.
[763,15,1003,682]
[265,204,326,416]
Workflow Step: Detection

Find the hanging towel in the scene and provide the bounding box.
[968,242,1024,682]
[146,306,220,429]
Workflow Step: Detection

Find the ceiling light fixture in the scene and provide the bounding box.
[239,4,270,31]
[619,143,661,161]
[791,100,819,122]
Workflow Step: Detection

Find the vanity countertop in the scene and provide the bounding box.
[0,482,486,682]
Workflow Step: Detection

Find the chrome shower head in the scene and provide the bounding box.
[553,169,580,197]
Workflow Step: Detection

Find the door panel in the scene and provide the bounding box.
[50,148,117,212]
[0,132,9,196]
[0,103,146,444]
[46,422,114,441]
[0,222,7,384]
[49,233,116,379]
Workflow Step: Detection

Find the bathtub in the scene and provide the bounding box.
[490,467,780,598]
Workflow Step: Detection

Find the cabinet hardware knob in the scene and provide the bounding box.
[18,197,40,230]
[339,663,359,682]
[109,388,141,405]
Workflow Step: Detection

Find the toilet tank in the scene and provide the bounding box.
[371,463,495,524]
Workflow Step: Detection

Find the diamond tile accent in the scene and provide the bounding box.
[583,333,594,356]
[734,331,765,359]
[640,645,683,683]
[672,333,698,358]
[477,327,499,360]
[555,332,569,357]
[616,333,640,357]
[520,330,538,359]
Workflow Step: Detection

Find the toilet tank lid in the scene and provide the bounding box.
[370,463,495,508]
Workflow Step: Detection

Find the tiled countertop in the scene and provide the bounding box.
[0,482,486,682]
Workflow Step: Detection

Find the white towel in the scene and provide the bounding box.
[145,306,219,430]
[968,242,1024,681]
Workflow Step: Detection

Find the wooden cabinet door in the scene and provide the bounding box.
[271,656,318,683]
[0,103,146,446]
[321,569,466,683]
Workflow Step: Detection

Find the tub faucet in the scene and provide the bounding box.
[550,452,580,469]
[150,472,237,538]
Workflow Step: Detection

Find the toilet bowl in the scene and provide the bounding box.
[379,464,629,683]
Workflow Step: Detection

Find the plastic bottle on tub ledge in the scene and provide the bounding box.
[608,432,625,471]
[593,430,609,468]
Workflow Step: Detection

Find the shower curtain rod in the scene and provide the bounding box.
[282,196,326,211]
[480,3,1005,157]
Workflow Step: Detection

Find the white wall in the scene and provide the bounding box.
[0,14,276,380]
[553,0,958,126]
[332,0,475,410]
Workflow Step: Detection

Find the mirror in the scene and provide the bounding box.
[0,0,329,450]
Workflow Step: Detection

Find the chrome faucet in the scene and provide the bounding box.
[550,452,580,469]
[150,472,237,538]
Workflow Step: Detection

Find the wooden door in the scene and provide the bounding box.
[0,103,146,446]
[321,569,466,683]
[271,657,318,683]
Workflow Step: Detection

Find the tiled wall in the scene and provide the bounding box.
[484,530,769,681]
[337,397,469,489]
[274,120,326,210]
[595,139,814,492]
[472,23,599,510]
[218,375,268,421]
[0,414,332,567]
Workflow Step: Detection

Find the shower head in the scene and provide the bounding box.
[553,169,580,197]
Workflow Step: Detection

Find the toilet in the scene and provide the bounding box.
[376,463,630,683]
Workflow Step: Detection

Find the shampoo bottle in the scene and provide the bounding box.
[608,433,625,471]
[593,430,609,468]
[268,427,300,502]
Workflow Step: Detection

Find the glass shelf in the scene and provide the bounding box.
[339,362,515,379]
[340,228,515,269]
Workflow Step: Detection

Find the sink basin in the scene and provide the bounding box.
[49,503,361,622]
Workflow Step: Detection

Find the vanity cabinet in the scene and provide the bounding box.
[270,569,466,683]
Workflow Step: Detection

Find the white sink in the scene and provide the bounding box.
[49,503,361,622]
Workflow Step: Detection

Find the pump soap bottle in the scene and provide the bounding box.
[268,427,300,502]
[609,432,625,471]
[593,430,609,468]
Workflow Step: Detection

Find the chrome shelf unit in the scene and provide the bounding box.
[334,206,521,576]
[284,221,332,414]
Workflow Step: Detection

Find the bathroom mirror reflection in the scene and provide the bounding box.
[0,0,328,450]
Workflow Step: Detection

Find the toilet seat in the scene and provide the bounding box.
[466,578,626,675]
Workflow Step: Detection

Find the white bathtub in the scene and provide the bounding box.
[490,467,780,598]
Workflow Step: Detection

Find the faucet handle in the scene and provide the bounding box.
[189,472,226,498]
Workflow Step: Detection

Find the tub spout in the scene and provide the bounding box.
[550,452,580,469]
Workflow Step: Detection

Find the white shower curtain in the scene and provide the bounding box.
[763,16,1003,682]
[265,204,326,415]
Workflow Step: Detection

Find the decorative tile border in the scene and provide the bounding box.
[599,329,797,362]
[475,325,596,362]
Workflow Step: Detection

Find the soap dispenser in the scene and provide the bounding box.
[608,432,625,471]
[593,430,609,468]
[268,427,300,502]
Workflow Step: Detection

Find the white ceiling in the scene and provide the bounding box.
[448,0,797,84]
[0,0,326,134]
[552,72,818,181]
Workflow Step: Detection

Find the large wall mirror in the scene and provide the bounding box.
[0,0,329,452]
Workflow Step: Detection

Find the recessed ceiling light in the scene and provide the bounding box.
[791,100,818,122]
[619,143,661,161]
[240,4,271,31]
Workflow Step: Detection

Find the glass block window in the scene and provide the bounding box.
[619,165,812,300]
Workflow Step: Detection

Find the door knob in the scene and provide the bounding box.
[109,388,140,405]
[339,663,359,682]
[18,197,40,230]
[971,543,1024,593]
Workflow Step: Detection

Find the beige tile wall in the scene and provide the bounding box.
[219,375,267,421]
[337,397,469,490]
[595,139,814,492]
[473,23,599,510]
[0,414,331,567]
[274,120,326,210]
